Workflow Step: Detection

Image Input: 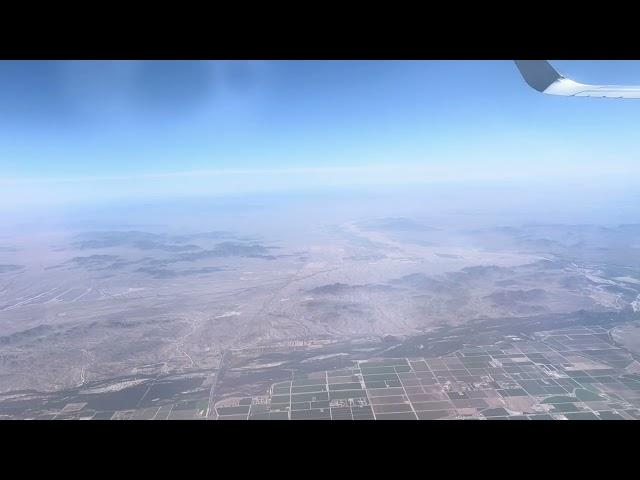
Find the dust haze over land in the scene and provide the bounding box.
[1,179,640,403]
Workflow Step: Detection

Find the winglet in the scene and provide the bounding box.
[514,60,564,93]
[514,60,640,98]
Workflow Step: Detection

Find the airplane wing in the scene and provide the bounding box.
[514,60,640,98]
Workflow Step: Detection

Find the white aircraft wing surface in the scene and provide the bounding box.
[515,60,640,98]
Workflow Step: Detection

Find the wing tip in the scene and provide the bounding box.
[514,60,563,93]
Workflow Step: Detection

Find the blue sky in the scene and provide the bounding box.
[1,60,639,209]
